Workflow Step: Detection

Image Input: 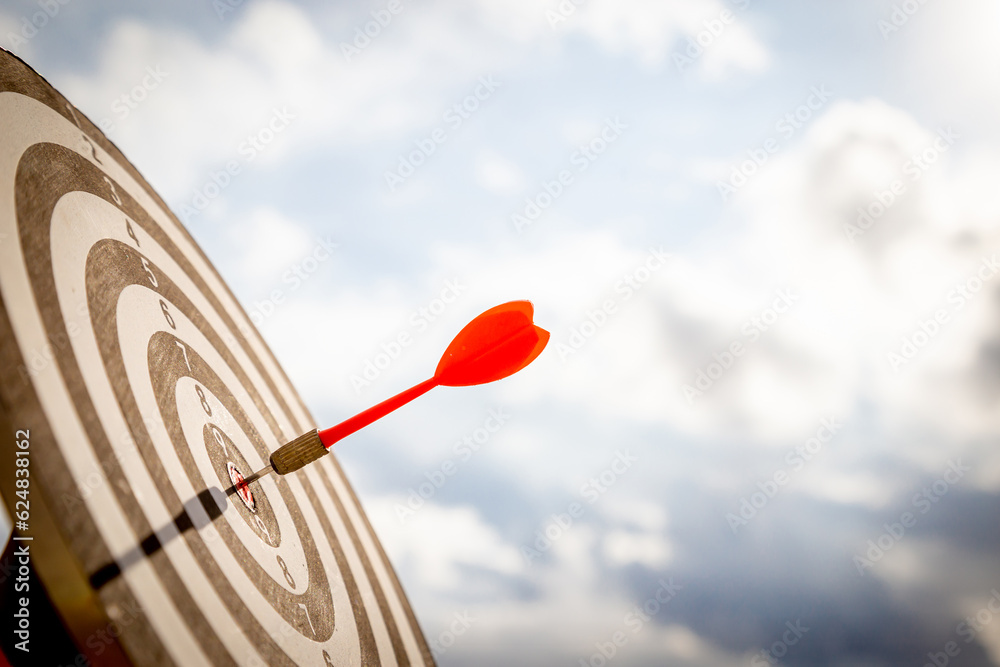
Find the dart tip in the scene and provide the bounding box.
[239,464,274,489]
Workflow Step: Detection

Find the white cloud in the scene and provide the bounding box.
[56,1,526,200]
[603,530,673,568]
[551,0,770,76]
[697,20,770,80]
[368,499,523,592]
[224,207,314,293]
[795,468,899,509]
[655,624,747,666]
[466,0,772,77]
[52,0,772,206]
[900,0,1000,130]
[664,99,1000,459]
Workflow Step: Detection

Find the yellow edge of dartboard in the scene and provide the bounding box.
[0,408,132,666]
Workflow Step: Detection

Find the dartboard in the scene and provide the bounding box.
[0,49,434,666]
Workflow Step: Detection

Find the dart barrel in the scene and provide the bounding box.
[269,429,329,475]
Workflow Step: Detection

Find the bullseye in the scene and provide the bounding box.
[227,462,255,512]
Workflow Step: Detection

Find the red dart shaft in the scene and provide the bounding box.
[318,377,440,448]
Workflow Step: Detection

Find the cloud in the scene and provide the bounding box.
[652,625,747,666]
[368,499,523,592]
[648,98,1000,472]
[898,0,1000,129]
[532,0,770,77]
[52,0,773,207]
[603,530,673,568]
[222,206,314,293]
[56,1,526,201]
[765,107,999,443]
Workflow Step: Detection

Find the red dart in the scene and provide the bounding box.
[240,300,548,487]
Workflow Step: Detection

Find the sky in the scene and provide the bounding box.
[4,0,1000,664]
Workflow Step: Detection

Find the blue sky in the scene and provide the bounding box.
[5,0,1000,664]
